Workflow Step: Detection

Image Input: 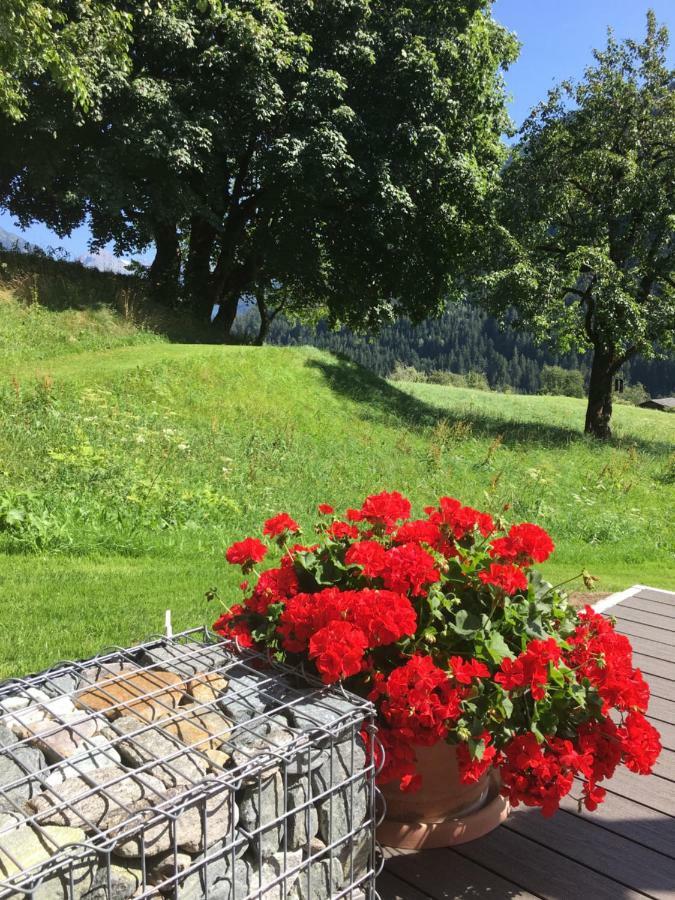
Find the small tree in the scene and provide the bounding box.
[481,13,674,438]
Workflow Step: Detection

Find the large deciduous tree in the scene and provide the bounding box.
[1,0,517,338]
[480,13,674,439]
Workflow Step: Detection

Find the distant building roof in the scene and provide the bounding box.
[639,397,675,410]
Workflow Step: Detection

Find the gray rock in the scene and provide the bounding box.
[172,855,244,900]
[311,739,367,846]
[238,770,284,857]
[287,778,318,851]
[219,675,267,724]
[338,829,372,882]
[292,856,343,900]
[0,723,18,748]
[82,861,142,900]
[229,723,296,775]
[46,670,80,697]
[259,850,303,900]
[0,813,94,899]
[146,849,193,886]
[28,766,168,831]
[110,716,208,786]
[140,641,230,681]
[285,693,360,735]
[45,735,122,785]
[0,745,46,802]
[25,715,99,761]
[110,787,236,858]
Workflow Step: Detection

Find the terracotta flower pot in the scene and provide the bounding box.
[377,741,509,850]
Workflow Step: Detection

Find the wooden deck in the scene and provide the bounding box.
[378,585,675,900]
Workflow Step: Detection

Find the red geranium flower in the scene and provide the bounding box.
[478,563,528,595]
[309,621,368,683]
[356,491,412,529]
[490,523,554,565]
[318,503,334,515]
[263,512,300,538]
[345,540,388,579]
[225,537,268,569]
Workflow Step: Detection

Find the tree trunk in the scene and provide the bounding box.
[584,348,614,439]
[255,290,269,345]
[148,221,180,306]
[184,216,215,316]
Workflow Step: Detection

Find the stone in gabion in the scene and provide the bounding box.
[110,715,209,785]
[312,738,368,846]
[291,838,343,900]
[238,769,284,857]
[287,776,319,851]
[82,861,142,900]
[0,746,46,803]
[0,813,96,899]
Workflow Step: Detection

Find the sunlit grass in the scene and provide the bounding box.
[0,283,673,676]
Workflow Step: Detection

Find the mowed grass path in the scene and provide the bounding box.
[0,311,673,677]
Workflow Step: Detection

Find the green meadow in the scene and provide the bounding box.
[0,265,673,677]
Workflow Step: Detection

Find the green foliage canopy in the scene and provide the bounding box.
[481,12,675,437]
[1,0,518,336]
[0,0,130,120]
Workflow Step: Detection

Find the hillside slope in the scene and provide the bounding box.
[0,283,673,676]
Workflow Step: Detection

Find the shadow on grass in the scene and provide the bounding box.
[306,355,670,454]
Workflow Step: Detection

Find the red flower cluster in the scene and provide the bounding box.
[225,537,268,570]
[499,733,593,816]
[427,497,494,540]
[495,637,561,700]
[278,587,417,683]
[566,606,649,713]
[490,523,554,565]
[457,732,497,783]
[348,490,411,530]
[263,512,300,539]
[213,605,255,648]
[478,563,528,595]
[212,491,660,813]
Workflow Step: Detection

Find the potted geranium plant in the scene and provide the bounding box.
[211,491,661,848]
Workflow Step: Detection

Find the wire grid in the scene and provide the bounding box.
[0,627,383,899]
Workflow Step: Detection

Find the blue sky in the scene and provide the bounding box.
[2,0,674,260]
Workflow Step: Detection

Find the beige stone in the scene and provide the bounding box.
[204,748,230,772]
[76,665,185,722]
[187,672,228,704]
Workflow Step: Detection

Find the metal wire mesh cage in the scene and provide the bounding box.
[0,627,380,899]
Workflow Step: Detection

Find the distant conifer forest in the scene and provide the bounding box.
[235,303,674,399]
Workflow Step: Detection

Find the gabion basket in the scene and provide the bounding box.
[0,627,381,899]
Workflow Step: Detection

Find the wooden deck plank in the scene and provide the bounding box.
[378,869,433,900]
[504,807,675,899]
[644,672,675,701]
[622,633,675,660]
[653,748,675,781]
[634,588,675,604]
[612,607,675,633]
[633,653,675,681]
[645,696,675,727]
[622,597,675,619]
[612,620,675,646]
[559,789,675,860]
[383,847,538,900]
[453,826,650,899]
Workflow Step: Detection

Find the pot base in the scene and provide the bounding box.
[377,770,509,850]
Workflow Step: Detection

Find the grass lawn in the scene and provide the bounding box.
[0,277,673,677]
